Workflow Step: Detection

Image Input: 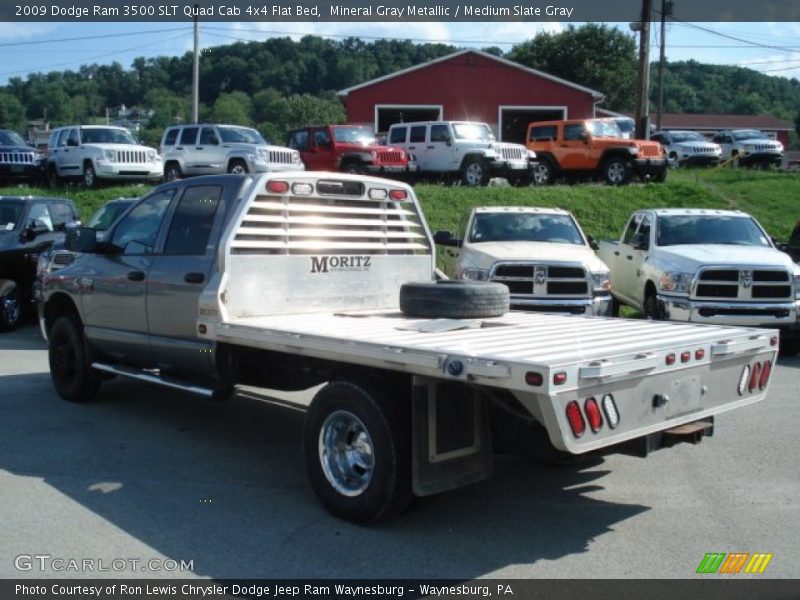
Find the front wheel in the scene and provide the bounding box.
[303,379,412,523]
[643,294,664,321]
[48,316,101,402]
[47,165,61,189]
[652,167,668,183]
[532,160,556,185]
[0,286,22,332]
[461,157,488,186]
[83,162,98,188]
[164,162,182,182]
[227,159,248,175]
[603,157,631,185]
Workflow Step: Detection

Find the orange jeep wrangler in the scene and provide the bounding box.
[526,118,667,185]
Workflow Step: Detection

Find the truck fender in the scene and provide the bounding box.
[459,153,490,170]
[0,279,17,297]
[534,152,560,171]
[600,147,635,164]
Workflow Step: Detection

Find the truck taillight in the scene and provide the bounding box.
[368,188,387,200]
[737,365,751,395]
[292,182,313,195]
[748,362,761,393]
[553,371,567,385]
[665,353,676,365]
[584,397,603,433]
[566,401,585,438]
[525,371,543,386]
[389,189,407,201]
[601,394,619,428]
[759,360,772,390]
[267,180,289,194]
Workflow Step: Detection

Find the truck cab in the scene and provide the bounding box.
[435,206,612,316]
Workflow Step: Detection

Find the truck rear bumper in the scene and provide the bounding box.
[510,295,612,316]
[658,294,800,330]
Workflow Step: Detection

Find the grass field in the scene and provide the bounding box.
[2,168,798,241]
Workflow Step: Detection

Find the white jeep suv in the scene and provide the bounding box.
[160,123,303,181]
[46,125,162,188]
[387,121,536,186]
[651,130,721,167]
[712,129,784,167]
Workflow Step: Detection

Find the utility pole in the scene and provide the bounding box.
[192,5,199,123]
[633,0,653,139]
[656,0,673,131]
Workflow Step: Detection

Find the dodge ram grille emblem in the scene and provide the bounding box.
[534,266,547,285]
[740,270,753,288]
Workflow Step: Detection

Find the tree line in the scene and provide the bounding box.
[0,24,797,147]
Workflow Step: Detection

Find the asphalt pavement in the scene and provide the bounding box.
[1,322,798,579]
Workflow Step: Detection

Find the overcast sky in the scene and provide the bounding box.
[0,21,798,85]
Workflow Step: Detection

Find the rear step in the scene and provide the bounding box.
[91,362,225,399]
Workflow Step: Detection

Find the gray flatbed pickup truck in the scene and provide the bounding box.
[40,172,778,523]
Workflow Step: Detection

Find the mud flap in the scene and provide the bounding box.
[411,377,493,496]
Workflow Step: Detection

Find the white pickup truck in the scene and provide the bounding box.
[434,206,612,316]
[41,176,778,523]
[597,208,800,352]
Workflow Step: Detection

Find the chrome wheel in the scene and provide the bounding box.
[318,409,375,497]
[532,162,553,185]
[83,164,96,188]
[1,290,21,329]
[463,161,485,186]
[604,159,629,185]
[164,164,181,182]
[228,161,248,175]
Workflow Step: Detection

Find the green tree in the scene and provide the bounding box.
[210,91,252,125]
[508,24,637,111]
[0,92,26,131]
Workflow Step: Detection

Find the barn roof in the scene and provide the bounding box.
[337,49,605,100]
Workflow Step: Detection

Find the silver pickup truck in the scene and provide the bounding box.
[41,174,778,523]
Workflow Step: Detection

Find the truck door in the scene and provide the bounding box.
[406,125,430,171]
[441,212,470,278]
[558,123,589,170]
[176,127,200,175]
[425,124,456,172]
[80,190,176,366]
[57,128,82,177]
[611,214,642,305]
[627,215,652,307]
[146,184,225,376]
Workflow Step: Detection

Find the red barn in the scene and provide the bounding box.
[338,49,605,144]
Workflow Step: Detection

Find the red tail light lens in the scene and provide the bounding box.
[553,372,567,385]
[525,371,543,386]
[267,180,289,194]
[695,349,705,360]
[566,401,585,438]
[584,397,603,433]
[665,353,676,365]
[389,189,407,201]
[759,360,772,390]
[680,351,691,363]
[748,362,761,393]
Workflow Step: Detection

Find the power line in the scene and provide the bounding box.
[0,26,189,48]
[668,19,800,54]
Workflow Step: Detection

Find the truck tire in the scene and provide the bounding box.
[652,167,668,183]
[602,157,631,185]
[342,161,365,175]
[461,157,488,186]
[303,379,412,523]
[532,160,556,186]
[47,164,61,189]
[0,286,22,332]
[227,159,248,175]
[644,294,664,320]
[164,162,182,182]
[400,280,510,319]
[83,162,98,188]
[48,315,101,402]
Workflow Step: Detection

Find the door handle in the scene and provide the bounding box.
[195,147,204,150]
[626,255,633,260]
[614,251,619,256]
[175,146,183,150]
[559,144,569,148]
[427,145,435,149]
[408,146,416,150]
[184,272,205,284]
[127,271,145,281]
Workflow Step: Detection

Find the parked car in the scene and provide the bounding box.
[0,195,78,331]
[650,130,721,167]
[0,129,45,185]
[527,118,667,185]
[711,129,784,167]
[776,220,800,263]
[288,124,415,180]
[160,123,303,181]
[36,197,137,283]
[387,120,536,186]
[46,125,162,188]
[434,206,612,315]
[596,208,800,353]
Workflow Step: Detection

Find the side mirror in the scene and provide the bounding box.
[65,227,97,253]
[433,230,453,245]
[587,234,599,251]
[581,132,591,144]
[20,227,37,243]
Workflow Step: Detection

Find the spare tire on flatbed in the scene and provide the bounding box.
[399,280,510,319]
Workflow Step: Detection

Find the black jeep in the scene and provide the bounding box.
[0,196,78,331]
